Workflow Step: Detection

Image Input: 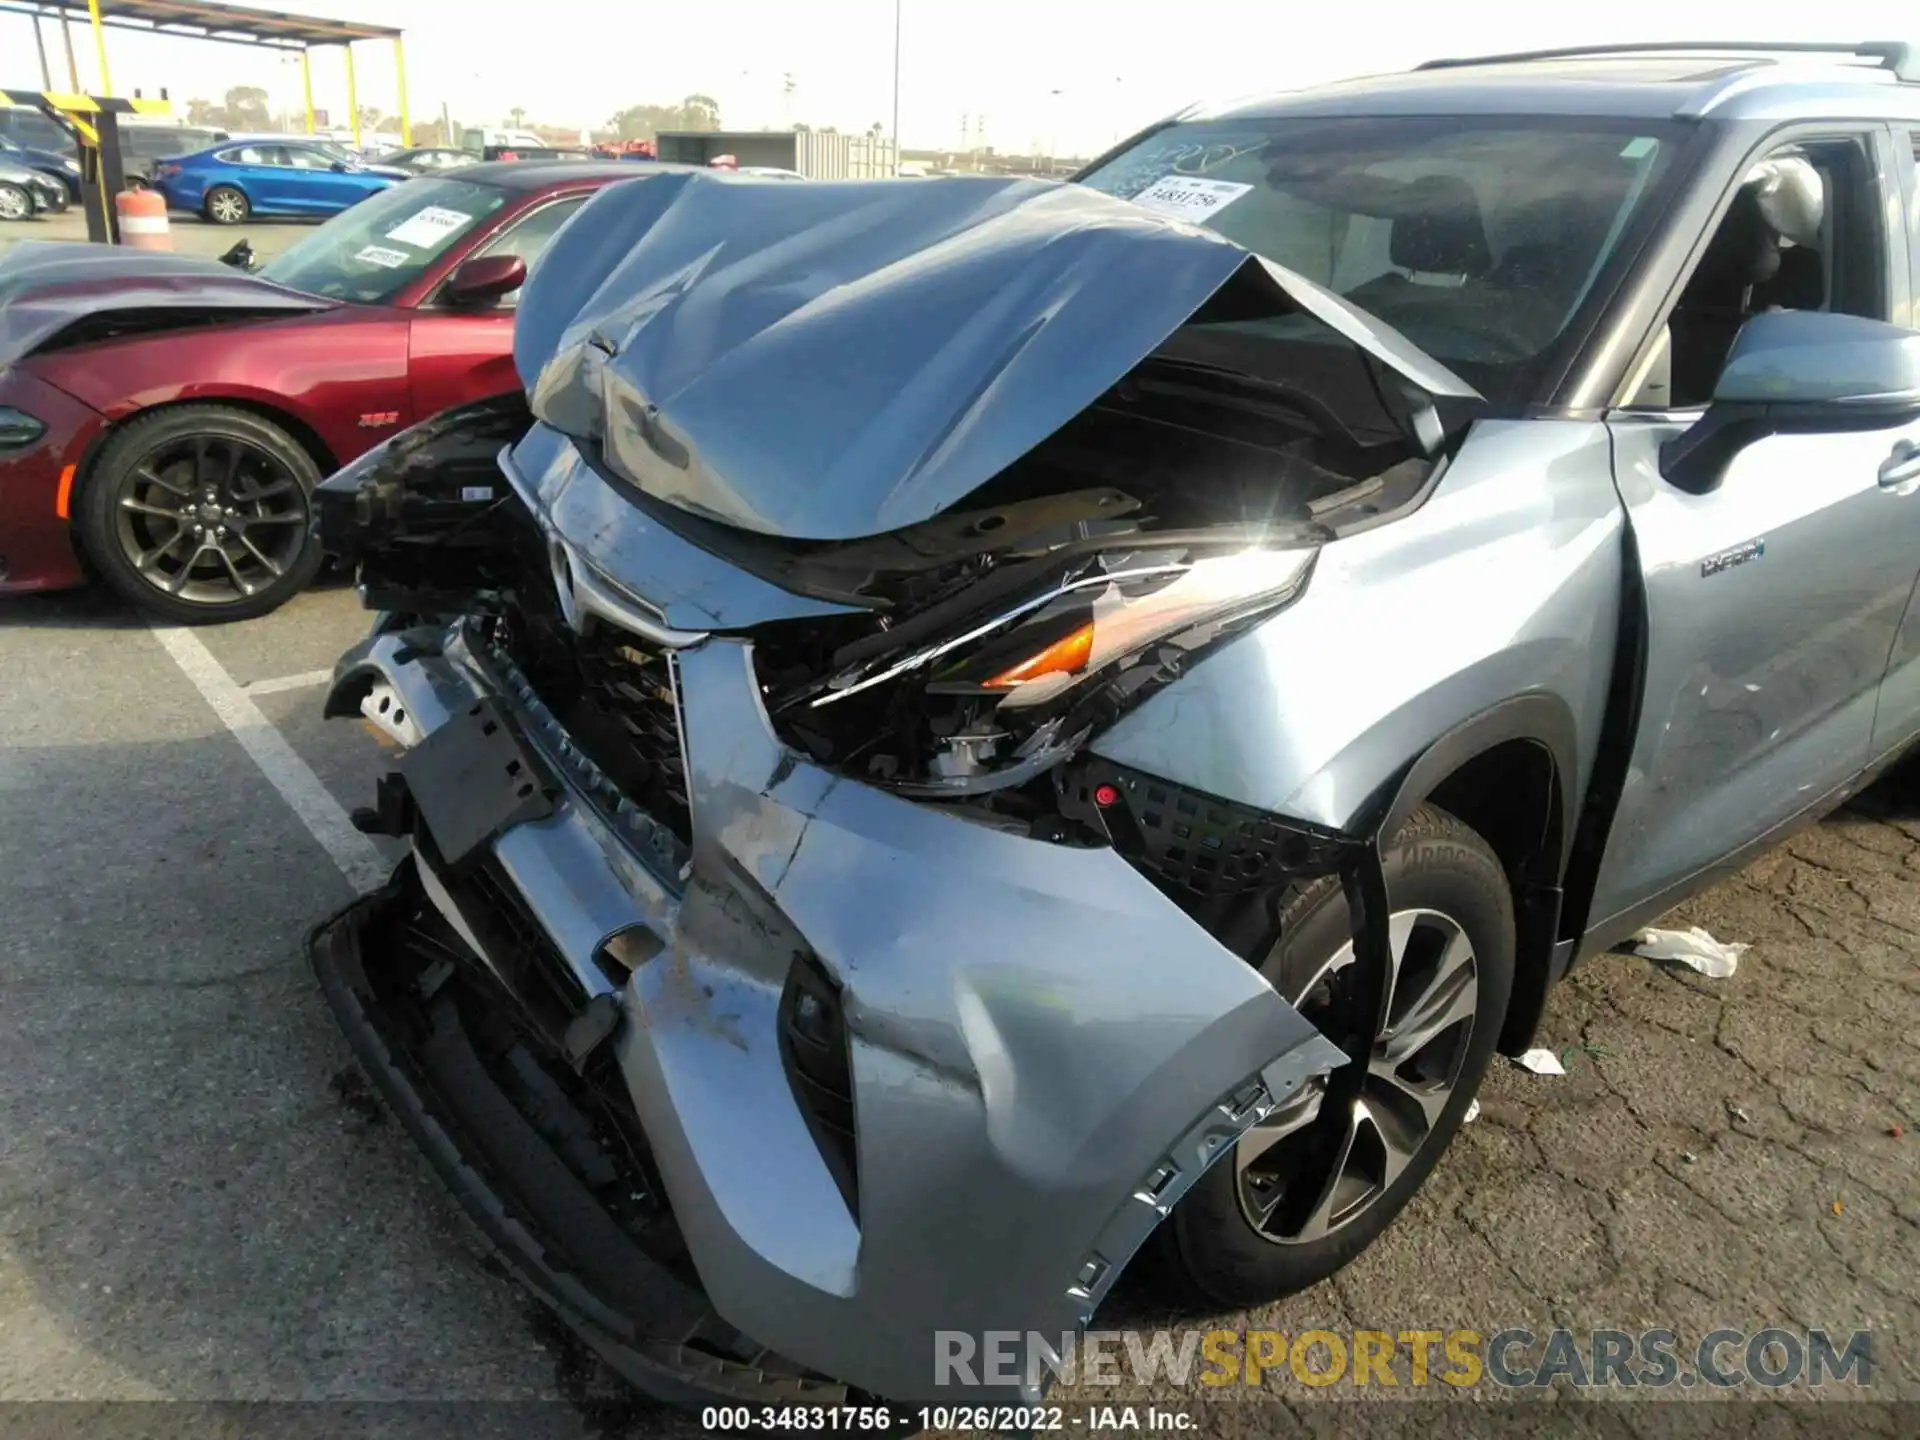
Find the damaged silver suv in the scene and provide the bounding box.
[309,41,1920,1411]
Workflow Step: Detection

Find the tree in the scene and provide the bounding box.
[607,103,673,141]
[186,97,220,126]
[678,93,720,131]
[357,106,383,132]
[223,85,270,131]
[606,96,723,142]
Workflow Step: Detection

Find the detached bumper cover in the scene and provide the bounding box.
[328,620,1344,1405]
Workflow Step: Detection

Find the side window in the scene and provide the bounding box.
[461,197,588,305]
[283,147,333,170]
[1643,132,1890,408]
[6,110,74,152]
[223,145,282,166]
[1909,132,1920,328]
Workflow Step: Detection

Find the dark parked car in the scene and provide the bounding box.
[0,162,665,621]
[0,156,66,220]
[378,147,477,174]
[0,135,80,201]
[309,41,1920,1413]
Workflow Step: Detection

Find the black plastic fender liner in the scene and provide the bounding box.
[304,865,856,1412]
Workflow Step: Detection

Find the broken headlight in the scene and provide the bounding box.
[770,544,1315,801]
[814,545,1313,712]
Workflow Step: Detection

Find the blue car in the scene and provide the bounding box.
[0,135,80,202]
[151,139,412,224]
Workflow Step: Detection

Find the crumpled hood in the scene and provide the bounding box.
[514,171,1482,543]
[0,241,329,365]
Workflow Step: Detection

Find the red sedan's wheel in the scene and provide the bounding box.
[74,405,325,624]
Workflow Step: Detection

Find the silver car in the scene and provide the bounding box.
[310,41,1920,1411]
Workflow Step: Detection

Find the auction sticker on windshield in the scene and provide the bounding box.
[355,245,412,269]
[384,206,474,249]
[1129,176,1252,223]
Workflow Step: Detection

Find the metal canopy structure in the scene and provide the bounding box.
[2,0,411,145]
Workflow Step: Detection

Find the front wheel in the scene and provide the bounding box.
[1159,804,1515,1307]
[204,185,249,224]
[0,182,33,221]
[73,405,325,624]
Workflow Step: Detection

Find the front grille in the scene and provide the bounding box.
[571,632,692,843]
[483,613,694,862]
[456,855,589,1043]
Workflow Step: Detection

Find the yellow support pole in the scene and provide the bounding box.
[85,0,110,95]
[393,37,411,146]
[301,48,316,134]
[344,43,360,147]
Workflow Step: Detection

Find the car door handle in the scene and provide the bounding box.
[1880,440,1920,490]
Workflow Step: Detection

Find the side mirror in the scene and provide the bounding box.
[219,238,255,271]
[330,160,351,172]
[1661,311,1920,494]
[444,253,527,307]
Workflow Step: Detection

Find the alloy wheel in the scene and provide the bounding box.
[208,189,246,223]
[1236,908,1478,1243]
[0,185,30,220]
[110,433,310,607]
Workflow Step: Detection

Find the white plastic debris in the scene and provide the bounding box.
[1514,1047,1567,1076]
[1632,925,1747,978]
[1463,1099,1482,1124]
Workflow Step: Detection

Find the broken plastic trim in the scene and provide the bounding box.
[1056,756,1398,1152]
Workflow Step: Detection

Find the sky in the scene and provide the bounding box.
[7,0,1908,155]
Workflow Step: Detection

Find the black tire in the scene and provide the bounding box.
[74,405,325,624]
[0,182,33,222]
[204,184,249,224]
[1158,804,1515,1308]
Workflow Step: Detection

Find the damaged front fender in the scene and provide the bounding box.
[318,622,1347,1406]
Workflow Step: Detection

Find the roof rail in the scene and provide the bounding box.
[1416,40,1917,84]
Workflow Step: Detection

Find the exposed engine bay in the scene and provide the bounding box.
[327,329,1440,891]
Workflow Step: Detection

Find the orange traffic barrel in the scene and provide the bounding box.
[116,188,171,250]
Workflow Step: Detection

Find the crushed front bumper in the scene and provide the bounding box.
[320,618,1344,1405]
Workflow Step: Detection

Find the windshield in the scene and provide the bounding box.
[260,176,511,304]
[1079,115,1688,406]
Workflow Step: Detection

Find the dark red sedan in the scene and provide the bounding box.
[0,161,656,622]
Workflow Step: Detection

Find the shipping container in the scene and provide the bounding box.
[655,129,898,179]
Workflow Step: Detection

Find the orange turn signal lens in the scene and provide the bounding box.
[984,622,1094,688]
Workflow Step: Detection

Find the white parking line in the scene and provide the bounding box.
[242,669,335,697]
[148,625,388,894]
